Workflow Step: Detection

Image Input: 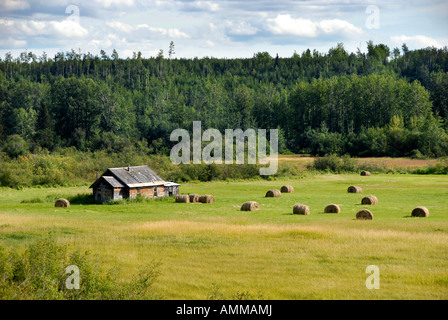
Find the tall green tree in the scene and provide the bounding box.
[51,77,101,146]
[34,101,55,149]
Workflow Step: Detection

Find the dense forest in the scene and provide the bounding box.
[1,41,448,160]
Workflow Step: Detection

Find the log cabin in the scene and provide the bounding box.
[89,165,180,202]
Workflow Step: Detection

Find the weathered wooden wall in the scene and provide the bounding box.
[94,185,171,201]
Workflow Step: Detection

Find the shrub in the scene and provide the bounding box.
[340,154,357,172]
[310,154,341,172]
[413,157,448,174]
[0,166,32,188]
[0,236,161,300]
[67,193,100,205]
[275,162,305,178]
[2,134,29,158]
[309,154,357,173]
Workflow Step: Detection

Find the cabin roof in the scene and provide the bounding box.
[102,176,125,188]
[90,165,178,189]
[89,175,125,189]
[107,166,164,187]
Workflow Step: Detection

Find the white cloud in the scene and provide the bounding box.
[0,0,30,11]
[317,19,363,35]
[49,20,89,38]
[188,1,219,12]
[106,21,134,33]
[107,21,190,39]
[153,0,219,12]
[225,21,258,36]
[267,15,317,37]
[0,37,27,48]
[88,38,113,49]
[165,28,190,39]
[266,14,363,38]
[0,19,15,28]
[0,18,88,44]
[94,0,135,7]
[209,23,217,32]
[390,35,444,49]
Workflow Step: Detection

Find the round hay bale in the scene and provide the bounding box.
[280,185,294,193]
[411,206,429,217]
[189,194,200,203]
[55,198,70,208]
[361,170,371,176]
[324,204,341,213]
[293,204,310,215]
[241,201,260,211]
[175,195,190,203]
[265,189,282,197]
[347,185,362,193]
[361,195,378,205]
[198,195,215,203]
[356,209,373,220]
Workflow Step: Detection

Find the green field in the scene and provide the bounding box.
[1,173,447,299]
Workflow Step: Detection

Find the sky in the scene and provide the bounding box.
[0,0,447,60]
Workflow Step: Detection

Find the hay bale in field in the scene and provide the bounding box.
[280,185,294,193]
[55,198,70,208]
[265,189,282,197]
[324,204,341,213]
[189,194,200,203]
[293,203,310,215]
[411,206,429,217]
[175,195,190,203]
[361,195,378,205]
[356,209,373,220]
[198,195,215,203]
[241,201,260,211]
[347,185,362,193]
[361,170,371,176]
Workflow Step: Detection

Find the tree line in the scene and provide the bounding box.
[0,42,447,159]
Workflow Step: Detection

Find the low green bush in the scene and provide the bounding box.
[308,154,358,173]
[413,157,448,174]
[0,236,161,300]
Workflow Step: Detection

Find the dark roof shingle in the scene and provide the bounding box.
[89,175,125,189]
[106,166,165,187]
[102,176,125,188]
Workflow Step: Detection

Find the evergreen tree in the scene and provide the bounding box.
[35,101,54,150]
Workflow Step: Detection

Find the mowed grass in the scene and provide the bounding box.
[0,174,447,299]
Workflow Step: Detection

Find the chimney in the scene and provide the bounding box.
[128,164,130,171]
[96,171,99,179]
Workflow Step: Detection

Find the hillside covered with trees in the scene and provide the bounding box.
[1,42,448,160]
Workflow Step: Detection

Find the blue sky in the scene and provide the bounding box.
[0,0,447,59]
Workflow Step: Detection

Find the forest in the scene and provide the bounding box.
[0,41,448,161]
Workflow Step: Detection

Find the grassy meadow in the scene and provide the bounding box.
[0,173,447,299]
